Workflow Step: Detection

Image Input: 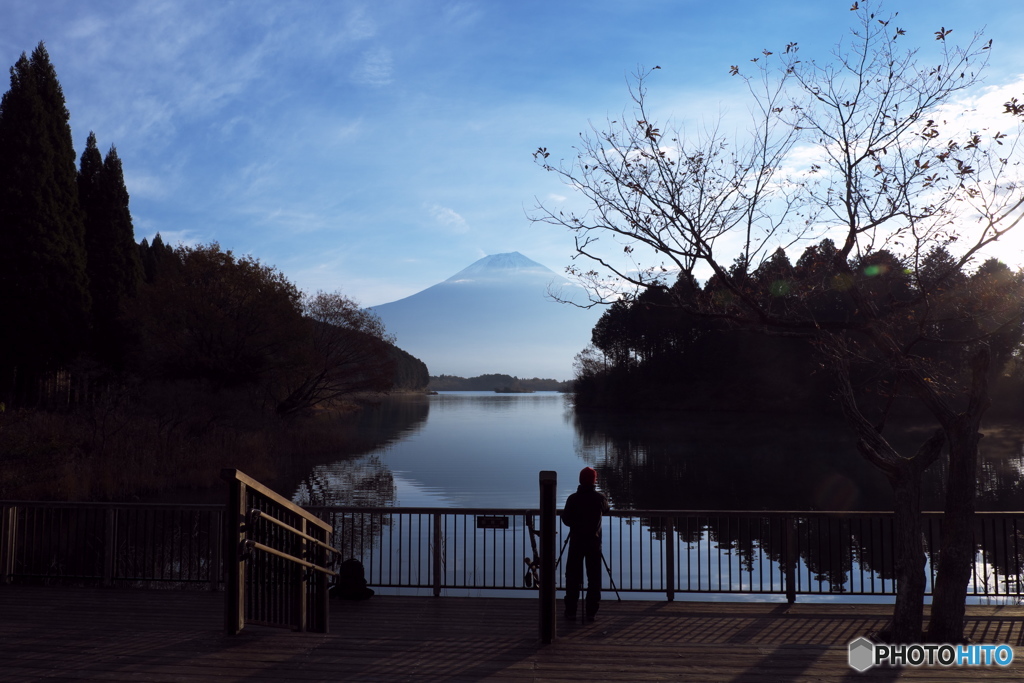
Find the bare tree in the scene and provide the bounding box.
[274,291,396,417]
[534,2,1024,642]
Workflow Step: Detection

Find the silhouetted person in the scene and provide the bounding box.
[561,466,610,622]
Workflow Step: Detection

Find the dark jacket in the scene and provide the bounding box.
[561,484,610,544]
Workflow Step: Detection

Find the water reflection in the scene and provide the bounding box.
[288,397,430,507]
[294,454,397,507]
[576,411,894,511]
[975,424,1024,510]
[575,411,1024,512]
[577,411,1024,600]
[294,394,1024,512]
[287,395,1024,599]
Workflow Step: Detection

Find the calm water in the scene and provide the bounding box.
[294,392,585,508]
[291,392,1024,511]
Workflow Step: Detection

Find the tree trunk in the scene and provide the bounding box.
[926,348,989,644]
[830,353,945,643]
[888,464,928,643]
[927,424,981,643]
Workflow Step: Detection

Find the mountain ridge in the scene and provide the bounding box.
[444,252,556,282]
[369,253,601,379]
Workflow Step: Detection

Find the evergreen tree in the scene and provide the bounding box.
[138,232,175,284]
[79,132,142,368]
[0,42,91,401]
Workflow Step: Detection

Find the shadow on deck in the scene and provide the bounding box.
[2,586,1022,681]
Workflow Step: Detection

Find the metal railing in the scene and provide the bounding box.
[3,501,1023,603]
[0,501,222,587]
[313,507,1024,602]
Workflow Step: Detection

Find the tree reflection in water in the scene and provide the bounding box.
[280,397,1024,598]
[295,455,397,508]
[290,397,430,555]
[575,410,1024,598]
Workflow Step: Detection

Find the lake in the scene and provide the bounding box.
[290,392,1024,512]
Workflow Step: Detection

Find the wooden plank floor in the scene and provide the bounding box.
[1,587,1023,682]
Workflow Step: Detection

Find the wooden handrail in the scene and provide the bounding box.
[245,540,337,576]
[223,469,334,635]
[221,469,331,533]
[249,509,339,554]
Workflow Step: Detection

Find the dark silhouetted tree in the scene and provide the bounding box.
[138,232,176,284]
[0,42,90,401]
[274,291,396,416]
[130,245,399,417]
[388,345,430,391]
[79,132,142,368]
[535,3,1024,642]
[131,243,305,389]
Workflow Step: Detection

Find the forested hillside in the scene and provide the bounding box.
[575,242,1024,416]
[0,43,428,500]
[429,374,571,392]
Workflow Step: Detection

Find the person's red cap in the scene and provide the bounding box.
[579,467,598,485]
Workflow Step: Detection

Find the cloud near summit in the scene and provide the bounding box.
[429,204,470,234]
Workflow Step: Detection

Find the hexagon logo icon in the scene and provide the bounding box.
[848,637,875,672]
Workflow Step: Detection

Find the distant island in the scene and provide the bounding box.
[428,374,571,393]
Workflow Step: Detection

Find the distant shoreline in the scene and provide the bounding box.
[428,373,572,393]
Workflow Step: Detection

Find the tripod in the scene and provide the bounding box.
[525,521,621,601]
[557,531,621,602]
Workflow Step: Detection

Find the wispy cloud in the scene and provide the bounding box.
[352,46,394,87]
[429,204,471,234]
[123,169,175,202]
[344,5,378,41]
[442,2,484,30]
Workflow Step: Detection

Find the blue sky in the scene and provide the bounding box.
[2,0,1023,307]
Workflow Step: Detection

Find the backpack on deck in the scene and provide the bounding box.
[334,558,374,600]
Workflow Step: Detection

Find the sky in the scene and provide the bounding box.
[2,0,1024,309]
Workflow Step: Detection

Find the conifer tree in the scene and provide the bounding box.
[0,42,90,400]
[138,232,174,284]
[138,237,153,282]
[79,132,142,368]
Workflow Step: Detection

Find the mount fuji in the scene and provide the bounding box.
[369,253,602,380]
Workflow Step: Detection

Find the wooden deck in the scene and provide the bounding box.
[1,587,1023,681]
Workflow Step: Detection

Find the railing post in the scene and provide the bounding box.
[1,505,16,584]
[539,471,557,644]
[316,525,330,634]
[102,507,116,586]
[432,512,442,597]
[210,509,223,591]
[296,519,308,632]
[665,515,675,602]
[222,470,247,635]
[785,516,797,604]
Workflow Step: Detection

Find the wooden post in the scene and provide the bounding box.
[102,507,116,586]
[1,505,16,584]
[432,512,442,597]
[210,509,223,592]
[665,516,675,602]
[223,470,247,634]
[315,523,330,634]
[296,519,308,632]
[539,471,557,644]
[785,516,797,604]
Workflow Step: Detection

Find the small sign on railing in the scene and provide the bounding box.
[476,515,509,530]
